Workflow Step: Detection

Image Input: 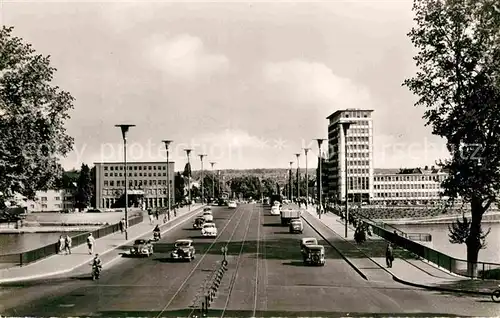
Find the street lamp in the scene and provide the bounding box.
[184,149,193,211]
[295,153,301,204]
[339,122,353,238]
[210,162,216,201]
[289,161,293,201]
[303,147,311,208]
[315,139,325,219]
[115,124,135,240]
[162,140,173,220]
[199,154,207,203]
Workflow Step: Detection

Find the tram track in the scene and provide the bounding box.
[155,205,249,318]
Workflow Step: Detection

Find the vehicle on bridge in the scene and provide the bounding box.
[202,210,213,222]
[300,237,318,252]
[302,244,326,266]
[289,219,303,233]
[130,239,154,257]
[228,200,237,209]
[171,239,196,261]
[201,222,218,237]
[270,202,280,215]
[193,216,205,229]
[280,207,301,225]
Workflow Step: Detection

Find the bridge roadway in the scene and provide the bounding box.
[0,204,497,317]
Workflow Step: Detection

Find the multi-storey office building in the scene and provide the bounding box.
[95,161,175,209]
[372,167,447,205]
[326,109,374,203]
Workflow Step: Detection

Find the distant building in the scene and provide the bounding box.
[372,167,448,205]
[25,189,75,212]
[325,109,374,203]
[95,161,175,209]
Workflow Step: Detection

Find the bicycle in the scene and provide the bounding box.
[492,285,500,303]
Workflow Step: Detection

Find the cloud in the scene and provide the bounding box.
[146,34,229,80]
[263,59,372,111]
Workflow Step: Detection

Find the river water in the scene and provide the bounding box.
[0,232,85,254]
[392,222,500,264]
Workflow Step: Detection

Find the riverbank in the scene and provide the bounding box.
[0,226,100,234]
[376,211,500,225]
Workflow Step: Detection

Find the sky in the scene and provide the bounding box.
[1,0,452,171]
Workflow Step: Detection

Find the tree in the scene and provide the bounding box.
[448,214,490,248]
[174,172,185,203]
[403,0,500,276]
[0,26,74,206]
[183,162,191,179]
[90,166,96,208]
[74,164,92,210]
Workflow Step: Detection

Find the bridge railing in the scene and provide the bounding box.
[0,214,143,266]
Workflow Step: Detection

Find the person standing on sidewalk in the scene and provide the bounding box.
[65,235,72,254]
[87,233,95,255]
[386,243,394,268]
[58,235,65,254]
[119,218,125,233]
[155,210,159,220]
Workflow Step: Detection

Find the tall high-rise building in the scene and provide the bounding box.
[326,109,374,203]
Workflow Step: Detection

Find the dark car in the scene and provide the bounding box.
[130,239,154,257]
[289,219,304,234]
[302,244,325,266]
[171,239,196,261]
[193,216,205,229]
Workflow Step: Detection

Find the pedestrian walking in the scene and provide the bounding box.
[87,233,95,255]
[155,210,159,220]
[386,243,394,268]
[119,218,125,233]
[58,235,65,254]
[148,209,154,224]
[65,235,72,254]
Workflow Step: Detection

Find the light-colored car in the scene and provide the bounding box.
[270,205,280,215]
[300,237,318,253]
[171,239,196,261]
[201,222,218,237]
[289,219,303,233]
[202,211,213,222]
[228,201,237,209]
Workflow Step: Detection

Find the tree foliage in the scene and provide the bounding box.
[183,162,191,179]
[75,163,92,210]
[403,0,500,270]
[174,172,185,203]
[0,26,74,205]
[448,215,490,248]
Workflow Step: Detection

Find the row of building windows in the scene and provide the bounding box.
[103,180,171,187]
[348,152,370,158]
[330,160,370,167]
[374,175,446,182]
[102,188,169,196]
[347,128,370,135]
[346,137,370,142]
[374,183,441,190]
[347,144,370,150]
[104,172,168,177]
[344,111,371,119]
[375,192,441,198]
[348,176,370,190]
[104,165,167,171]
[38,196,73,202]
[347,168,370,174]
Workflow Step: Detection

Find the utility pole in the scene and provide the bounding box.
[303,147,311,208]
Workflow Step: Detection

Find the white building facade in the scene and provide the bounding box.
[25,189,75,212]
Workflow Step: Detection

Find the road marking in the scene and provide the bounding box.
[58,304,75,307]
[252,204,260,317]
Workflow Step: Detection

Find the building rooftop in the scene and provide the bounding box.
[326,109,374,120]
[94,161,175,165]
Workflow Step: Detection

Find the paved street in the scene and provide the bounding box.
[0,204,499,317]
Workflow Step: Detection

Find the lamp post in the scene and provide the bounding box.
[184,149,192,211]
[289,161,293,201]
[199,154,207,203]
[210,162,216,201]
[340,122,353,238]
[315,139,325,219]
[295,153,301,204]
[303,147,311,208]
[162,140,173,219]
[115,124,135,240]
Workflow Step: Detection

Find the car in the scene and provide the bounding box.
[201,222,218,237]
[203,207,212,212]
[300,237,318,253]
[130,239,154,257]
[193,216,205,229]
[302,244,326,266]
[202,211,213,222]
[171,239,196,261]
[228,201,237,209]
[289,219,303,233]
[270,205,280,215]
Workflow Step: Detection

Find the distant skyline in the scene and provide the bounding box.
[2,1,451,171]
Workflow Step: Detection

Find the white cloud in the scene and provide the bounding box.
[146,34,229,80]
[263,59,372,112]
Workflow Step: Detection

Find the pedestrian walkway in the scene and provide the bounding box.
[0,204,206,283]
[303,206,499,295]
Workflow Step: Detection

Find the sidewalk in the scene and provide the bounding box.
[303,206,498,295]
[0,204,206,283]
